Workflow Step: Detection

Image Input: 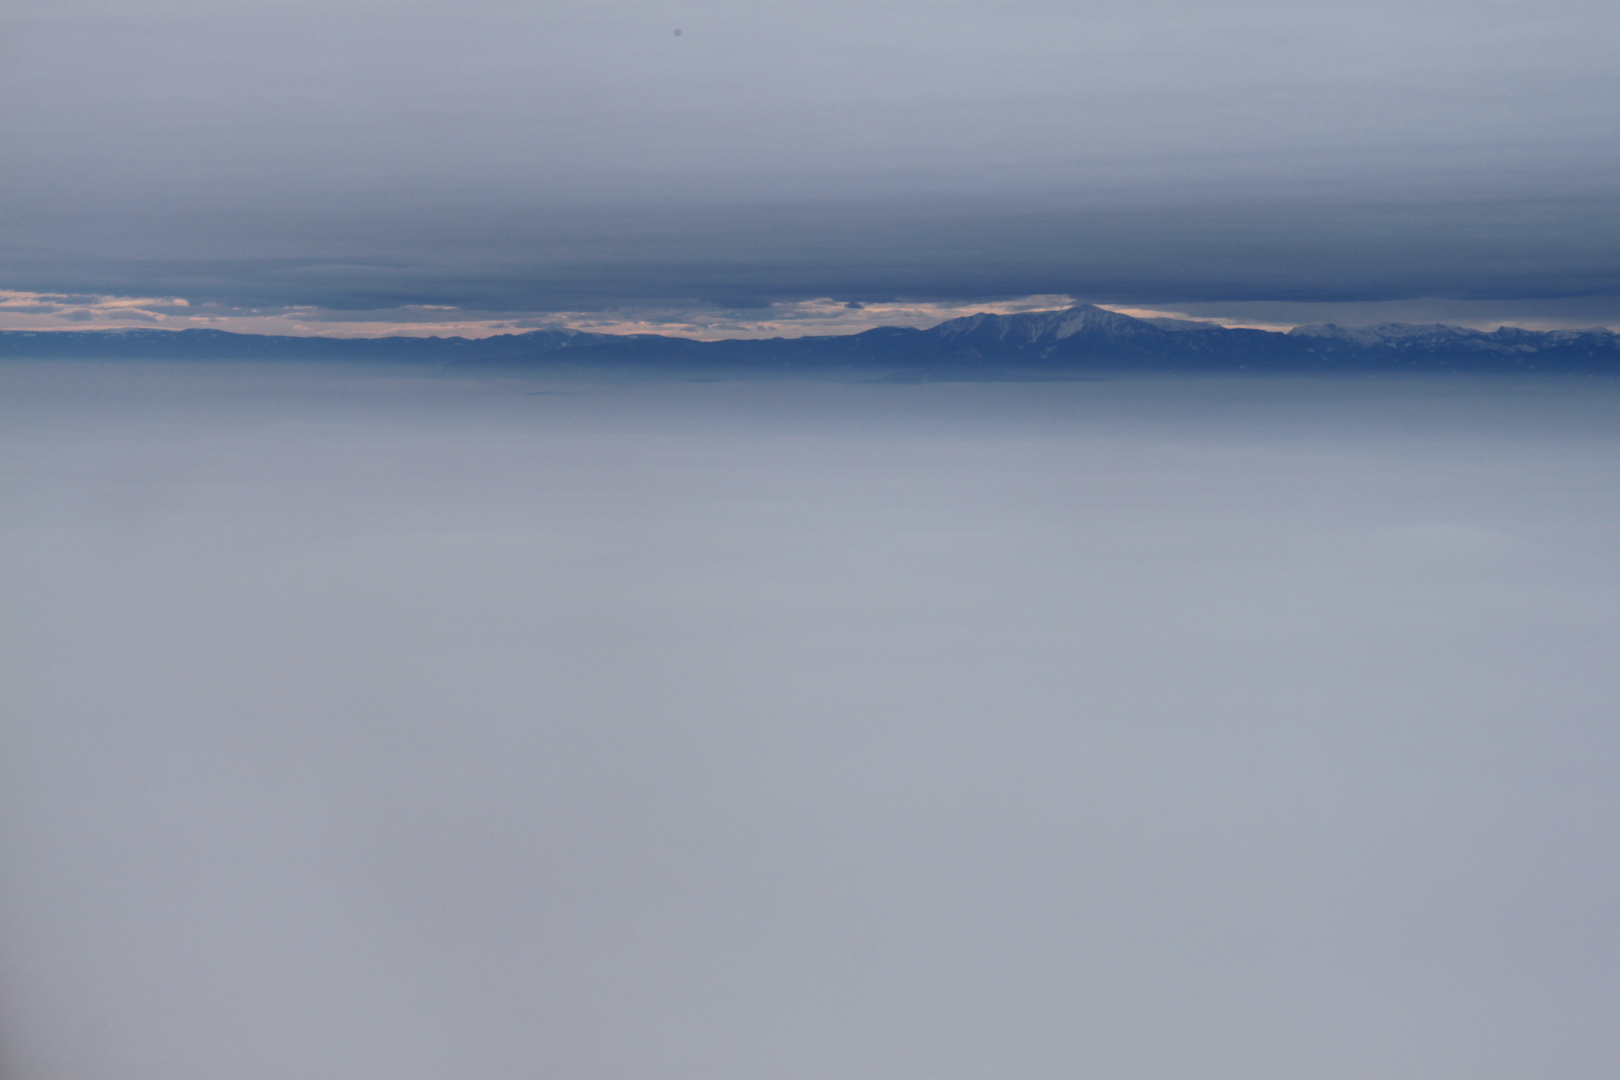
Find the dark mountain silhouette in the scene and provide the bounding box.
[4,305,1617,378]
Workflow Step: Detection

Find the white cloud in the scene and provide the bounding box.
[0,291,1107,339]
[5,289,1616,339]
[4,364,1619,1079]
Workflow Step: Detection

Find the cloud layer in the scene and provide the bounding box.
[3,0,1618,331]
[4,363,1620,1079]
[0,289,1099,339]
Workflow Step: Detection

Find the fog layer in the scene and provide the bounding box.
[3,363,1619,1079]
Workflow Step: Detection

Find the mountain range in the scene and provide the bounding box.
[4,305,1618,379]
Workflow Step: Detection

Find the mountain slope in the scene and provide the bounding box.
[3,306,1617,377]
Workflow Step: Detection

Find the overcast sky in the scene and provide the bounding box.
[2,0,1618,334]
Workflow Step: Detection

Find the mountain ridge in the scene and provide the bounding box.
[3,305,1617,377]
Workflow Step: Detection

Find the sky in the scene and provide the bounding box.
[2,0,1618,336]
[4,363,1620,1079]
[6,8,1620,1077]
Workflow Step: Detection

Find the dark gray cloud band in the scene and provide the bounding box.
[10,189,1620,317]
[3,1,1617,324]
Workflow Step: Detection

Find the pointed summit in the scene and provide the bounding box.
[926,304,1160,346]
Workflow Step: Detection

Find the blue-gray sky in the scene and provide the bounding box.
[2,0,1618,335]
